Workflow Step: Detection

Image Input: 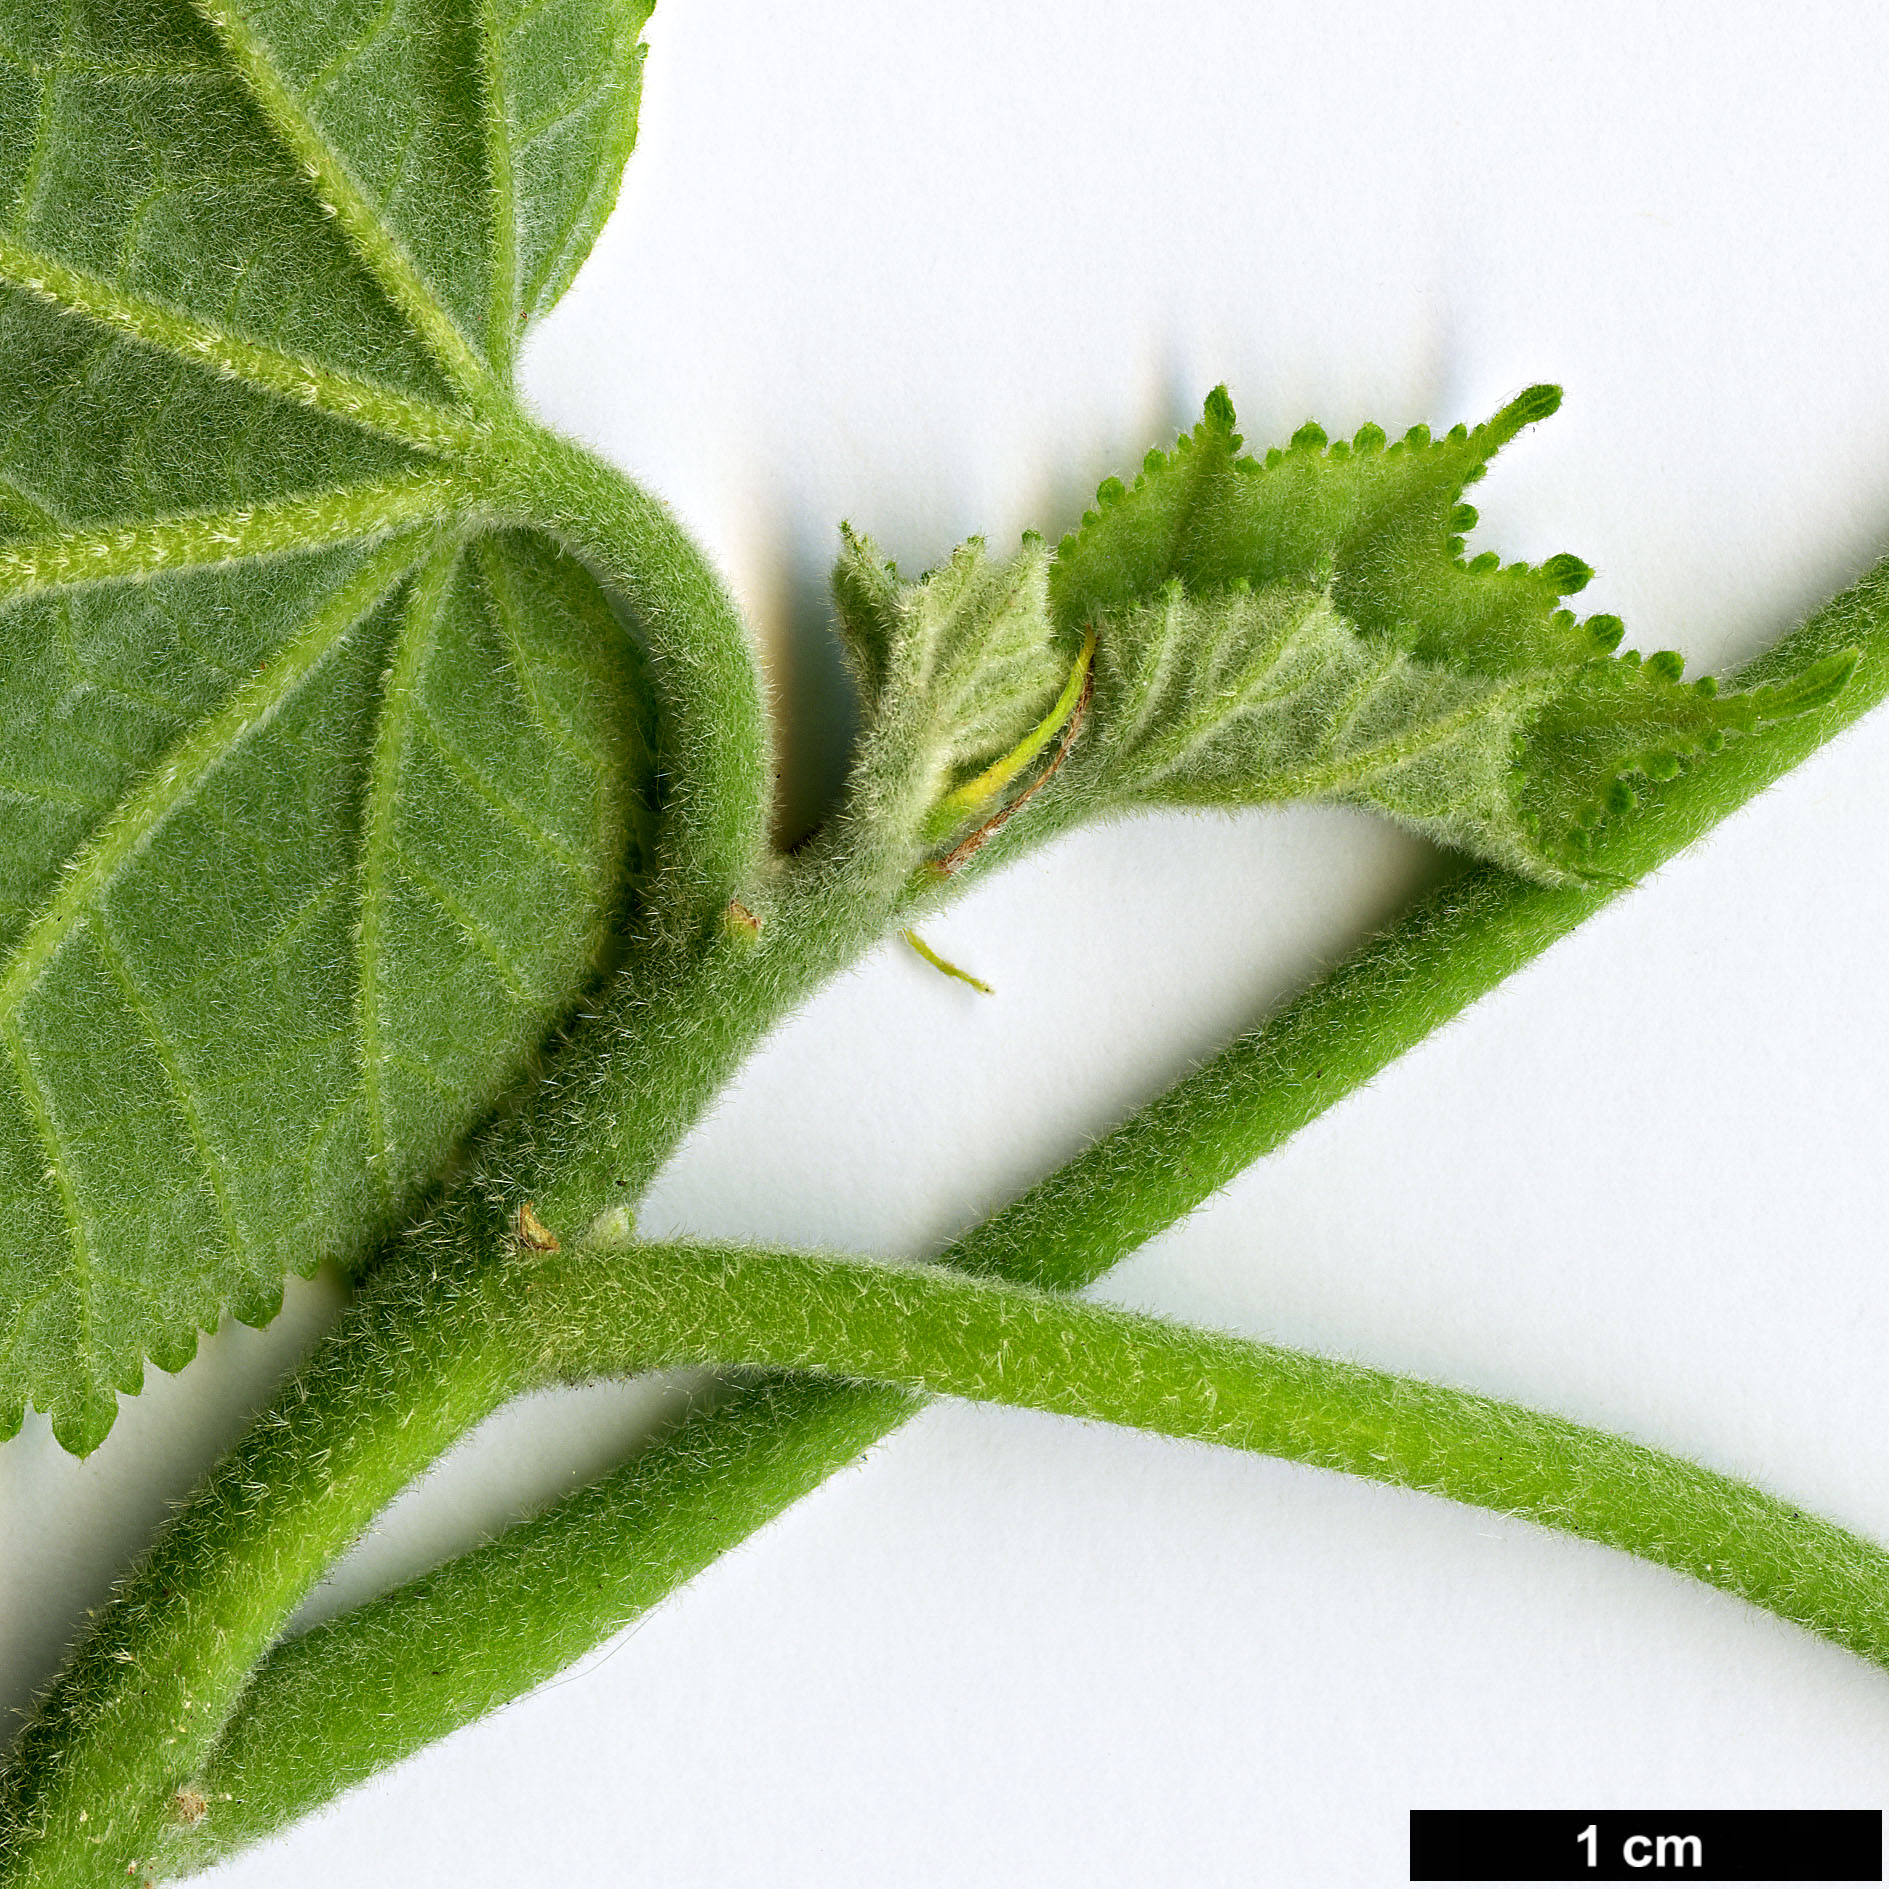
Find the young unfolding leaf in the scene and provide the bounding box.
[1080,583,1566,877]
[828,388,1852,884]
[1050,388,1853,877]
[1080,575,1850,878]
[830,528,1071,843]
[0,0,663,1453]
[1049,384,1598,673]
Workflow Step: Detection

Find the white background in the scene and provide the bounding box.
[7,1,1889,1882]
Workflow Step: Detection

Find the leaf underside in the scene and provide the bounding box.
[831,529,1070,822]
[0,0,658,1451]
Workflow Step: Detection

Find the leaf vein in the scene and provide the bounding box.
[512,63,616,149]
[1266,676,1546,801]
[516,10,644,318]
[8,0,74,242]
[303,0,402,102]
[0,536,421,1039]
[0,771,112,814]
[354,539,455,1213]
[396,852,534,1003]
[89,917,250,1266]
[473,539,610,771]
[0,470,59,531]
[0,234,482,454]
[0,1280,60,1376]
[0,469,460,603]
[188,0,491,400]
[412,704,593,877]
[0,1008,99,1402]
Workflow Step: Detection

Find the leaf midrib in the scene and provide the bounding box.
[1,0,555,470]
[0,533,429,1406]
[1254,673,1551,804]
[0,470,459,604]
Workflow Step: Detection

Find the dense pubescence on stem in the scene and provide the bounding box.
[536,1240,1889,1665]
[0,1259,536,1888]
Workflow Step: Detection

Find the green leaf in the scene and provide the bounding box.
[0,0,663,1452]
[488,0,656,337]
[186,0,657,373]
[831,527,1071,842]
[1052,390,1855,876]
[1050,383,1606,673]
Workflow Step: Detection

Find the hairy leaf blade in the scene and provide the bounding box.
[1049,384,1610,672]
[353,533,658,1216]
[194,0,496,377]
[494,0,656,335]
[0,0,664,1450]
[0,0,451,403]
[0,531,655,1451]
[1049,391,1850,876]
[181,0,657,378]
[1085,584,1555,872]
[0,280,425,531]
[831,531,1071,839]
[1075,581,1837,878]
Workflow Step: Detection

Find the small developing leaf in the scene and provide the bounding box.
[1052,381,1610,675]
[1517,645,1857,862]
[1079,584,1563,877]
[930,627,1094,839]
[830,529,1073,848]
[1050,389,1854,877]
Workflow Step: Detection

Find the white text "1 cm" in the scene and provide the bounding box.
[1577,1824,1704,1870]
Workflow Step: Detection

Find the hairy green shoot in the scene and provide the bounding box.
[0,3,1885,1883]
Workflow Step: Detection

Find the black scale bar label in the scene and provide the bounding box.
[1410,1810,1881,1882]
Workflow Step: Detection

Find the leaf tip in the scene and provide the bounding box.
[50,1390,119,1458]
[1759,647,1860,717]
[1502,382,1563,428]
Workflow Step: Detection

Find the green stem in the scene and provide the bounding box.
[164,1377,912,1872]
[473,656,976,1241]
[0,396,782,1882]
[0,396,921,1883]
[0,408,947,1882]
[541,1238,1889,1675]
[160,1229,1889,1876]
[471,413,771,946]
[0,1260,539,1888]
[159,547,1889,1865]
